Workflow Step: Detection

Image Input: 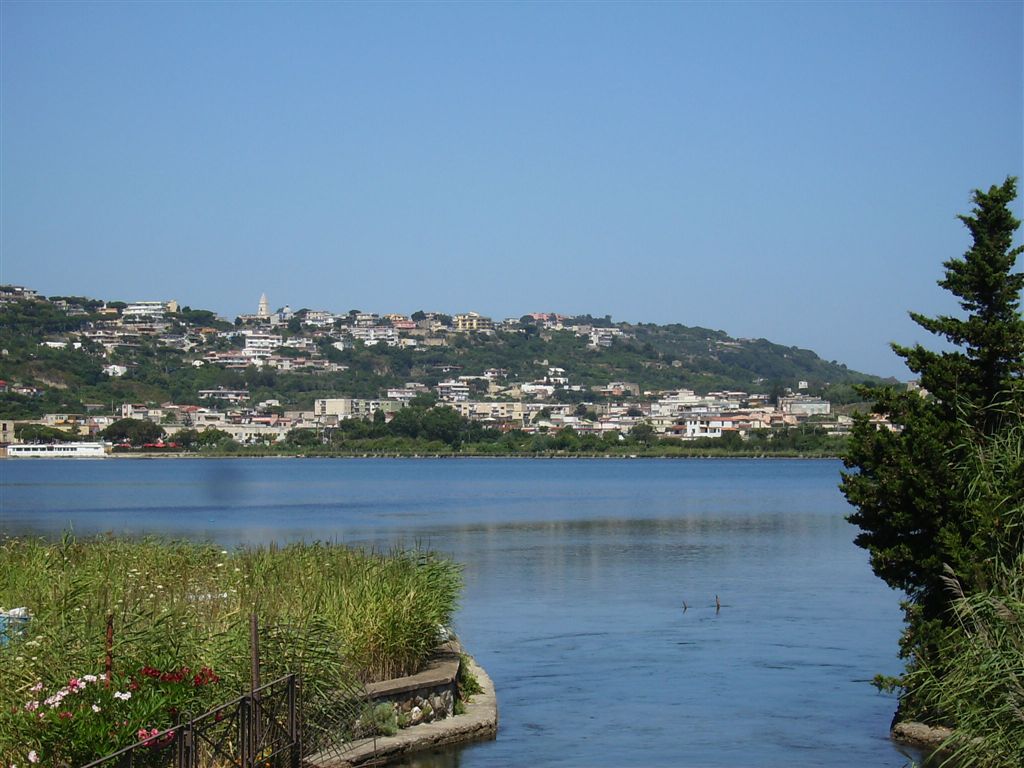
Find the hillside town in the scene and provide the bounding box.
[0,286,896,453]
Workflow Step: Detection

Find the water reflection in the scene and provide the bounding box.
[1,458,920,766]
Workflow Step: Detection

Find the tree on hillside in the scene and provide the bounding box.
[841,178,1024,709]
[102,418,165,446]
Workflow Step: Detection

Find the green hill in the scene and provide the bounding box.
[0,292,889,418]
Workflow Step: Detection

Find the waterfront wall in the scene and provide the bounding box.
[363,642,460,726]
[304,648,497,768]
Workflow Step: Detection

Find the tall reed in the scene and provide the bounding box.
[0,535,462,764]
[901,415,1024,767]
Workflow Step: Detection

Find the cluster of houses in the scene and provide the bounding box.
[2,382,853,450]
[2,287,894,451]
[8,287,633,378]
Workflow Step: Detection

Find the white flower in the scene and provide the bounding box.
[83,674,98,683]
[27,752,38,765]
[113,690,132,701]
[92,704,102,712]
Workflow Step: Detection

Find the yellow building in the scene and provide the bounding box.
[453,312,494,332]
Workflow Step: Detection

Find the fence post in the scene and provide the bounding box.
[250,613,262,757]
[240,695,251,768]
[250,613,262,695]
[288,674,300,768]
[105,613,114,690]
[176,722,193,768]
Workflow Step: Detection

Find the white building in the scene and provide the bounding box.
[387,384,431,403]
[349,326,398,346]
[314,398,403,420]
[123,301,176,321]
[778,396,831,417]
[436,380,470,402]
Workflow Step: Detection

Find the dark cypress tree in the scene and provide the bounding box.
[840,178,1024,706]
[897,178,1024,431]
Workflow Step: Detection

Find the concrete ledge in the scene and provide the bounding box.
[305,655,498,768]
[364,643,460,699]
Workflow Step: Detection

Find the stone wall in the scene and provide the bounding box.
[306,653,497,768]
[363,642,460,727]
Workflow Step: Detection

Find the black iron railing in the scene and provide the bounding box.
[80,674,300,768]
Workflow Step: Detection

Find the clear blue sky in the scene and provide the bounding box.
[2,1,1021,379]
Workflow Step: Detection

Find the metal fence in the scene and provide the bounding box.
[80,674,300,768]
[79,614,383,768]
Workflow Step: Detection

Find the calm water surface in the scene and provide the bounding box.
[1,458,920,767]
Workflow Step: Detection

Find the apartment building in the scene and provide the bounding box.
[453,401,528,426]
[123,300,177,321]
[243,332,283,358]
[436,380,470,402]
[453,312,494,332]
[314,398,403,420]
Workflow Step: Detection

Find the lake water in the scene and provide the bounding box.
[1,457,922,767]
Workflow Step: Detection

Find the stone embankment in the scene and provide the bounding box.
[304,647,497,768]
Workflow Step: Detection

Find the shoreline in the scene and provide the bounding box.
[62,450,843,461]
[304,654,498,768]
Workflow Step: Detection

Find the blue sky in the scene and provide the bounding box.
[2,1,1021,379]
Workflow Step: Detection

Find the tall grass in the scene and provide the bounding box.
[904,559,1024,767]
[0,535,462,764]
[901,414,1024,767]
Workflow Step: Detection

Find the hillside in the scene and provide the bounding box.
[0,291,890,418]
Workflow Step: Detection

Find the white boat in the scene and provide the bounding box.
[5,442,108,458]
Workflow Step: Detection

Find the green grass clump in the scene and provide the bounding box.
[0,535,461,765]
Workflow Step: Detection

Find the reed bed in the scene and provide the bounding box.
[901,416,1024,767]
[904,558,1024,767]
[0,535,462,766]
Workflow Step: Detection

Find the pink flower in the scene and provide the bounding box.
[67,678,82,692]
[27,752,39,765]
[24,701,39,712]
[138,727,162,747]
[29,682,43,693]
